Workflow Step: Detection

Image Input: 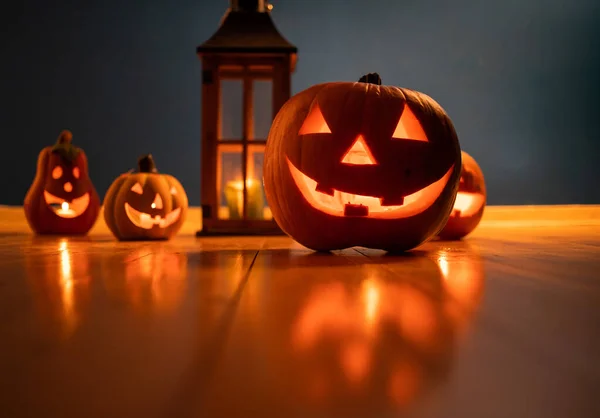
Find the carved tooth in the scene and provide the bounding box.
[380,196,405,206]
[344,203,369,217]
[316,183,335,196]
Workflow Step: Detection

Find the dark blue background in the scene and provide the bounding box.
[3,0,599,206]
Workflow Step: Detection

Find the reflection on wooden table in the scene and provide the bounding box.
[25,238,92,339]
[292,250,483,413]
[202,244,485,417]
[102,247,188,315]
[2,207,599,418]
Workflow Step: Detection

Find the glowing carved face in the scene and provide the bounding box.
[124,181,182,229]
[263,78,462,252]
[43,158,91,219]
[287,102,454,219]
[450,154,486,218]
[24,129,101,236]
[438,151,486,240]
[103,156,189,241]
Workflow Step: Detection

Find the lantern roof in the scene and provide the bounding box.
[197,0,297,54]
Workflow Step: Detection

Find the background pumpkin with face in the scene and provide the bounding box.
[263,73,462,252]
[24,130,101,235]
[103,154,188,241]
[438,151,486,240]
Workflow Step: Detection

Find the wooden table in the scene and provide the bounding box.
[0,206,599,418]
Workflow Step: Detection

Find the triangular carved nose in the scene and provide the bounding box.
[341,135,377,165]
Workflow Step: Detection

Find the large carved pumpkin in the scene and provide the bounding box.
[103,154,188,241]
[263,73,461,252]
[24,130,101,235]
[438,151,486,240]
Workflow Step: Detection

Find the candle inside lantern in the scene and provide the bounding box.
[224,178,265,220]
[56,201,77,217]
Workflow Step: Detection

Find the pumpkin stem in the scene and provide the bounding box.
[51,129,80,162]
[138,154,158,173]
[358,73,382,85]
[56,130,73,144]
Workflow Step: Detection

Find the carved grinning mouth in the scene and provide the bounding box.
[450,192,485,218]
[44,190,90,218]
[287,158,454,219]
[124,203,181,230]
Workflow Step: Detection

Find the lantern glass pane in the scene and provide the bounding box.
[217,144,243,220]
[219,80,243,140]
[251,80,273,141]
[246,144,270,220]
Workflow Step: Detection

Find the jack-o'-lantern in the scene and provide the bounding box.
[103,154,188,241]
[24,130,101,235]
[263,73,461,252]
[438,151,486,240]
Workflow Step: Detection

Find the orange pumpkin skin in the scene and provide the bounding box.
[263,73,461,252]
[438,151,486,240]
[24,130,100,235]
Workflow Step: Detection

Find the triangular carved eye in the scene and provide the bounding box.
[299,102,332,135]
[392,104,428,142]
[131,182,144,194]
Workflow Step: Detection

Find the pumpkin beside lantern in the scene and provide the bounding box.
[103,154,188,241]
[24,130,101,235]
[263,73,462,252]
[437,151,486,240]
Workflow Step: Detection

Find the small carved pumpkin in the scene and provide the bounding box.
[438,151,486,240]
[24,130,101,235]
[103,154,188,240]
[263,73,461,252]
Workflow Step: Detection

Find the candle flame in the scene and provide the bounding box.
[230,178,257,191]
[61,202,69,211]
